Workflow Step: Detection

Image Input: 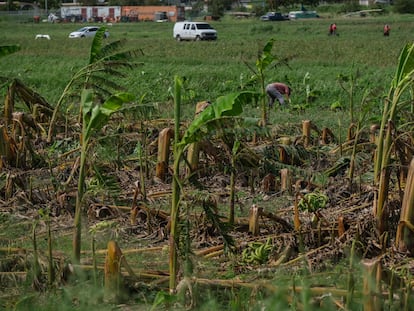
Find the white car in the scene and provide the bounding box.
[69,26,109,38]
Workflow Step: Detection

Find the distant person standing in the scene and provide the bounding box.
[329,23,337,36]
[266,82,291,107]
[384,24,391,36]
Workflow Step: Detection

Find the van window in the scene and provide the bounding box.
[196,23,213,30]
[191,24,195,30]
[185,24,190,30]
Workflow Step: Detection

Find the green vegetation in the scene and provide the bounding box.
[1,12,414,310]
[1,14,410,126]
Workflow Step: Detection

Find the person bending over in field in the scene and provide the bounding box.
[266,82,291,108]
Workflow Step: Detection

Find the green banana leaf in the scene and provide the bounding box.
[393,43,414,88]
[82,89,134,142]
[179,91,259,147]
[256,38,275,70]
[89,27,108,64]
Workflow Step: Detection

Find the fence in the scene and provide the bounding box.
[0,10,47,23]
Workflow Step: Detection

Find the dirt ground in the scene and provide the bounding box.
[1,119,413,309]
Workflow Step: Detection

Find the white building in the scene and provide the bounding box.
[60,5,121,22]
[359,0,391,5]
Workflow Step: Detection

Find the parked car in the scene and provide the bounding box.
[260,12,289,21]
[69,26,109,38]
[173,21,217,41]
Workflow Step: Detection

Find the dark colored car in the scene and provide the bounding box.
[260,12,289,21]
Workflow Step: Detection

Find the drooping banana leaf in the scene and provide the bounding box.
[82,89,135,143]
[180,91,259,147]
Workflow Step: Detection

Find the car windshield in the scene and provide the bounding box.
[77,27,89,32]
[196,23,213,30]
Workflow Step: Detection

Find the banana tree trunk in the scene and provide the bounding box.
[396,157,414,255]
[73,144,87,264]
[169,76,182,293]
[156,128,173,182]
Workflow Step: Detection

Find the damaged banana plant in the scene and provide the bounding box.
[72,89,134,263]
[169,75,259,292]
[374,42,414,236]
[1,45,53,168]
[47,27,144,143]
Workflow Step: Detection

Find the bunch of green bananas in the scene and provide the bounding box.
[298,191,328,212]
[242,238,273,264]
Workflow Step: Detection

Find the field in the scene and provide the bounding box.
[2,13,414,122]
[1,11,414,310]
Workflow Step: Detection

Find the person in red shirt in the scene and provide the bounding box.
[384,24,390,36]
[265,82,291,107]
[329,23,337,36]
[329,24,334,35]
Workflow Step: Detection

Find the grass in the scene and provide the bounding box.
[1,11,414,310]
[1,13,413,128]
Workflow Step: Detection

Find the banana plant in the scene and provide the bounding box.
[0,45,20,59]
[0,45,51,168]
[229,140,240,225]
[72,89,134,263]
[337,65,361,124]
[47,27,144,142]
[243,38,290,126]
[374,42,414,235]
[348,89,376,186]
[169,75,259,291]
[396,158,414,254]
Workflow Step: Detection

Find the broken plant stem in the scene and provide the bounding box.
[169,75,183,293]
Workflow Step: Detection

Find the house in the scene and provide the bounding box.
[359,0,391,5]
[121,6,184,22]
[60,5,121,22]
[60,5,185,22]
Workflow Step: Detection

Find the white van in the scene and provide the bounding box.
[173,21,217,41]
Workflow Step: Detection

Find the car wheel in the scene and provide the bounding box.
[195,35,201,41]
[176,35,181,42]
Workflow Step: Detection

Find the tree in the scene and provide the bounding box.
[394,0,414,13]
[208,0,232,17]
